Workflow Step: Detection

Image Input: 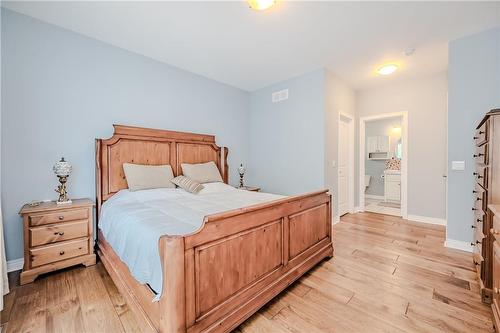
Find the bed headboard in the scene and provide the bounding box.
[95,124,228,213]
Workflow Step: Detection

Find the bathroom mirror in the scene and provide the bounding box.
[395,138,402,159]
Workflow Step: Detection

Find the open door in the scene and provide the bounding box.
[338,114,353,216]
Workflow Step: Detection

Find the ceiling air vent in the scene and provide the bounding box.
[272,89,289,103]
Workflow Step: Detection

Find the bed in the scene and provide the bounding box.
[95,124,334,333]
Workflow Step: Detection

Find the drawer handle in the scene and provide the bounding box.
[59,251,65,255]
[473,172,478,176]
[473,190,477,193]
[477,219,483,223]
[474,136,479,140]
[472,208,477,211]
[477,197,482,201]
[54,231,64,236]
[58,216,64,221]
[473,154,484,158]
[472,225,476,229]
[478,175,484,179]
[479,131,485,134]
[476,240,482,244]
[474,260,479,266]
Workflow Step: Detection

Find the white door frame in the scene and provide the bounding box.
[337,112,355,218]
[359,111,408,219]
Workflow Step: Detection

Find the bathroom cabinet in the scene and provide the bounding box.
[384,171,401,202]
[367,136,391,159]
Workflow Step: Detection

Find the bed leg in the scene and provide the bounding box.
[159,236,187,333]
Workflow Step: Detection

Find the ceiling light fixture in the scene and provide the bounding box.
[377,64,398,76]
[248,0,276,11]
[392,126,402,133]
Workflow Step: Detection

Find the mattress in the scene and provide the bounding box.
[99,182,284,300]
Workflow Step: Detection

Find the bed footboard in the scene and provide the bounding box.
[158,190,333,333]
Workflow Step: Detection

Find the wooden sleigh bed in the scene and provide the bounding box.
[95,125,334,333]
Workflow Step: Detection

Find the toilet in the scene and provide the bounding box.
[364,175,371,190]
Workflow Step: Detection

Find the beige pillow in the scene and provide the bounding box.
[171,175,204,194]
[123,163,175,191]
[181,161,223,183]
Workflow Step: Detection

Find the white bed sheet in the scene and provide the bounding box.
[99,182,284,300]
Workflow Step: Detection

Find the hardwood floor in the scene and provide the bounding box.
[1,212,494,333]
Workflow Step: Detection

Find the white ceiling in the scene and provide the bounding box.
[3,1,500,91]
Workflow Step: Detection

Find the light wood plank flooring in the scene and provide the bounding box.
[1,212,494,333]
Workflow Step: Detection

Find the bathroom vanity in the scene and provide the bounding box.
[384,170,401,202]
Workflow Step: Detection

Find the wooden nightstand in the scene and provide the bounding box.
[237,186,261,192]
[19,198,96,285]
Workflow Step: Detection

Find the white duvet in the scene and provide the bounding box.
[99,183,284,300]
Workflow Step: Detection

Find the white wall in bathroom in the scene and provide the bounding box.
[365,117,402,197]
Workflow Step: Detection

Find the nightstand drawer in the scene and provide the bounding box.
[30,238,89,267]
[30,220,88,247]
[29,208,88,226]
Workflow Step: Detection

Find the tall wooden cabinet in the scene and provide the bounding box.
[473,109,500,305]
[490,204,500,331]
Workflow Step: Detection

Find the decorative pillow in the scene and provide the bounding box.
[181,161,223,183]
[123,163,175,191]
[171,175,204,194]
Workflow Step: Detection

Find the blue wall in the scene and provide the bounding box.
[1,10,250,261]
[247,69,326,195]
[448,27,500,243]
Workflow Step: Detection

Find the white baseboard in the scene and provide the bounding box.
[445,239,473,253]
[365,194,384,200]
[353,206,361,213]
[407,214,447,226]
[7,258,24,272]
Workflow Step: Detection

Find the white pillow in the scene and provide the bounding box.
[123,163,175,191]
[199,182,237,194]
[181,161,223,184]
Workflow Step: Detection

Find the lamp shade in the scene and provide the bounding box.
[53,157,72,177]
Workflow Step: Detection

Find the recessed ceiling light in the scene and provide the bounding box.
[377,64,398,76]
[248,0,276,11]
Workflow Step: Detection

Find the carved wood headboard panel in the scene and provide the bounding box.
[96,125,228,214]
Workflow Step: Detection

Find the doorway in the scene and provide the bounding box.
[359,112,408,218]
[338,113,355,218]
